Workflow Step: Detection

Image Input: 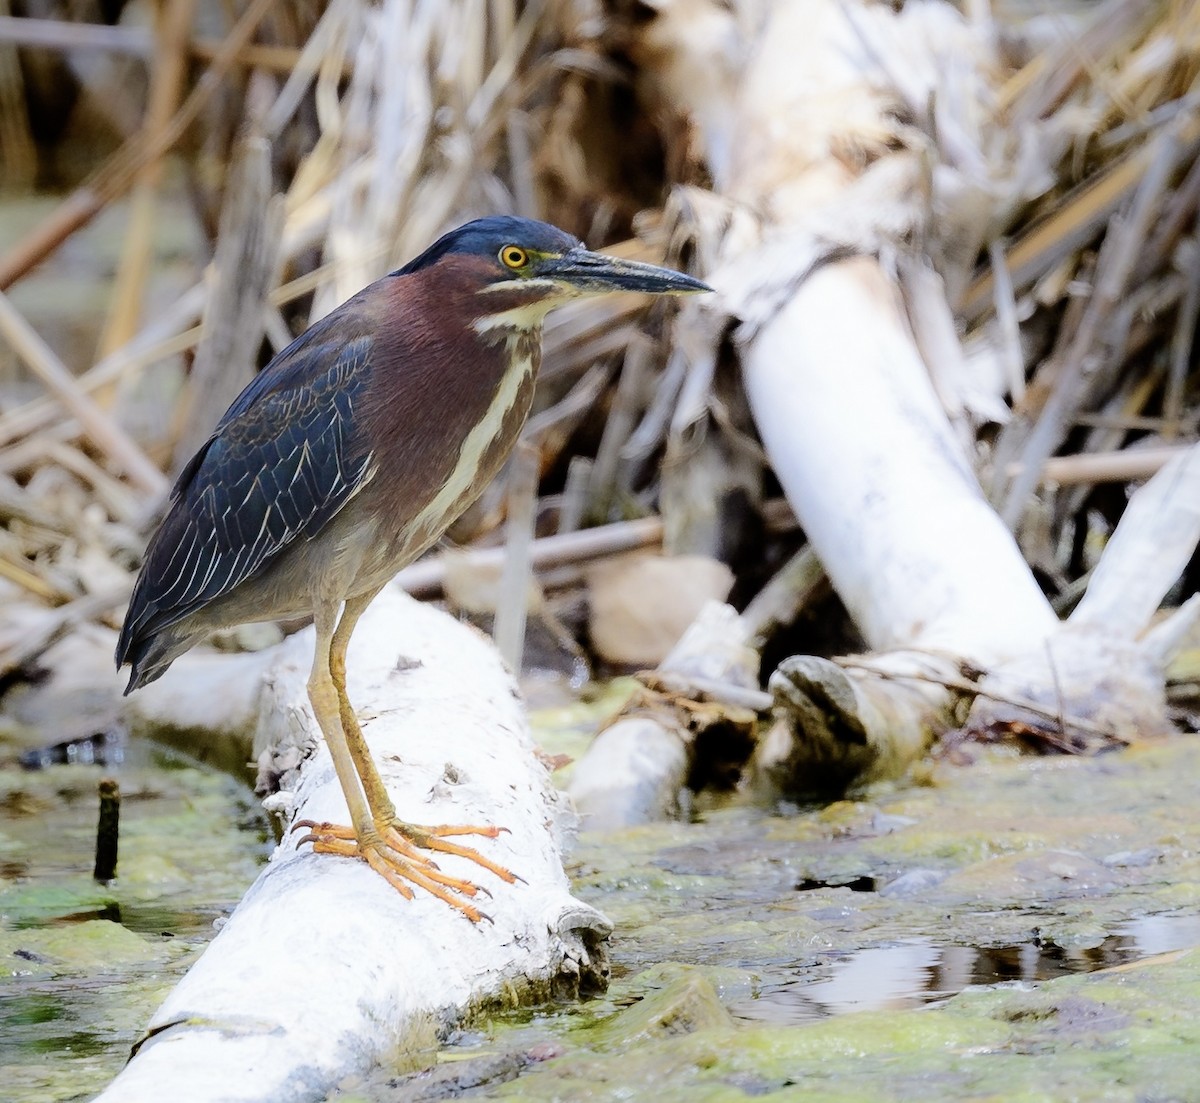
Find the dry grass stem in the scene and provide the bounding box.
[0,0,1197,748]
[96,0,198,360]
[0,0,278,291]
[494,440,541,672]
[0,291,166,496]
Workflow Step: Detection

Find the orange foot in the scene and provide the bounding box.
[292,818,518,923]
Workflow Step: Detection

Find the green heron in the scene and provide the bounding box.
[117,216,709,920]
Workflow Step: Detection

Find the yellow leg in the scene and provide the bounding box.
[327,589,517,884]
[294,591,518,921]
[327,589,396,819]
[305,602,374,842]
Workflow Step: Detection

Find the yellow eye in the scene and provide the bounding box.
[499,245,528,269]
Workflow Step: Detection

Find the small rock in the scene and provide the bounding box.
[1101,846,1166,868]
[589,966,735,1047]
[880,869,947,898]
[526,1040,565,1062]
[586,553,734,667]
[871,812,918,834]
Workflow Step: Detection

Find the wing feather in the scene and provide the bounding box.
[117,330,377,660]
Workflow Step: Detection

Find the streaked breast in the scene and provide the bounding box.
[402,330,540,553]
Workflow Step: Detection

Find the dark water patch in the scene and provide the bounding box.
[42,903,123,927]
[728,912,1200,1024]
[115,901,234,939]
[11,900,229,939]
[18,729,125,771]
[795,874,878,892]
[0,975,150,1062]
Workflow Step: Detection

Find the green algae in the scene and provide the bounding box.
[585,966,735,1049]
[6,697,1199,1102]
[0,747,268,1101]
[427,735,1200,1103]
[528,677,639,787]
[1,919,161,974]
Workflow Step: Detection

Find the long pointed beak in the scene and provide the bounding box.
[543,249,712,296]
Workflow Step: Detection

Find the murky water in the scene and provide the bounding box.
[0,737,269,1098]
[4,719,1200,1101]
[386,737,1200,1103]
[729,914,1200,1023]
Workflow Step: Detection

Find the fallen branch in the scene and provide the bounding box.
[395,515,664,598]
[633,0,1198,799]
[0,0,278,291]
[0,290,167,495]
[97,586,610,1103]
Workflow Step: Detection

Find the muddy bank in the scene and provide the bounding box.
[3,722,1198,1101]
[347,734,1200,1102]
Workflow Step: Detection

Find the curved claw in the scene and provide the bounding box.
[291,818,333,836]
[379,820,516,882]
[291,814,518,923]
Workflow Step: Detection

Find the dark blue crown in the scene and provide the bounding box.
[395,217,582,275]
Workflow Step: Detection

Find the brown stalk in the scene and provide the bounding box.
[0,2,35,189]
[174,125,282,469]
[960,144,1172,322]
[0,291,167,496]
[0,0,279,292]
[998,121,1192,527]
[494,440,541,673]
[96,0,199,361]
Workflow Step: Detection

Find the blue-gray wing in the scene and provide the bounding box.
[117,332,375,659]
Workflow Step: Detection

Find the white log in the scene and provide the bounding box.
[125,645,275,770]
[569,602,758,829]
[95,586,610,1103]
[639,0,1196,788]
[968,444,1200,741]
[644,1,1062,679]
[568,715,690,831]
[729,245,1058,787]
[739,255,1058,663]
[1069,443,1200,636]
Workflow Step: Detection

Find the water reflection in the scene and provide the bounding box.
[730,913,1200,1024]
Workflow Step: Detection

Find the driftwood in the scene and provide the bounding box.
[569,602,762,830]
[968,444,1200,746]
[626,0,1200,798]
[95,587,610,1103]
[0,0,1196,876]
